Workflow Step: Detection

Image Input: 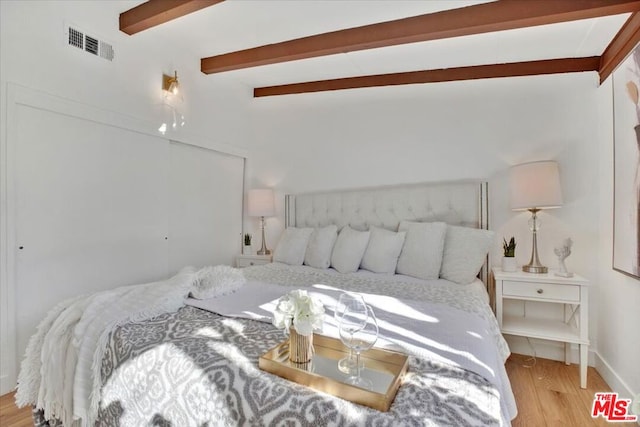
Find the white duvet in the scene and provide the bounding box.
[187,278,516,424]
[17,262,516,426]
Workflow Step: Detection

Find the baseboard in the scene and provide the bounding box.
[506,337,636,399]
[593,351,636,399]
[0,373,15,396]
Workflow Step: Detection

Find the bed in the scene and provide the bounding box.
[16,181,517,426]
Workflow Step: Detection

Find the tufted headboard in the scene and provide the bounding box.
[285,180,489,283]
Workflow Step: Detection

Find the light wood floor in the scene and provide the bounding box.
[0,354,612,426]
[0,391,32,427]
[506,354,612,426]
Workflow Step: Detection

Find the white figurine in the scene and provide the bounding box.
[554,238,574,278]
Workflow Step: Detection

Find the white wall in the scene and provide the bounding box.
[595,78,640,399]
[246,72,627,382]
[0,0,251,152]
[248,73,601,277]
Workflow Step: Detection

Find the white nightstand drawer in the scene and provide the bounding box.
[503,280,580,302]
[235,255,272,268]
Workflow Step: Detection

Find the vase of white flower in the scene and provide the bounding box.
[273,289,325,363]
[289,327,313,363]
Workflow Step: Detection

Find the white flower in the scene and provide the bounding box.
[272,289,325,336]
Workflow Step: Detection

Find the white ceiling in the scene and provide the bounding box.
[120,0,631,88]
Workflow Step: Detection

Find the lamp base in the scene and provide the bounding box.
[522,264,548,274]
[523,208,548,274]
[257,216,271,256]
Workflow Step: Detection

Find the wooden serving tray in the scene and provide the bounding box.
[258,334,409,412]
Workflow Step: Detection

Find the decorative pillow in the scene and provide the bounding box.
[330,226,371,274]
[273,227,314,265]
[361,226,406,274]
[190,265,246,299]
[304,225,338,269]
[396,221,447,280]
[440,225,495,284]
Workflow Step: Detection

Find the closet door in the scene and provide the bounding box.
[167,142,243,273]
[13,105,169,363]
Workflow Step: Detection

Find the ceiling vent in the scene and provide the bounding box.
[66,25,114,61]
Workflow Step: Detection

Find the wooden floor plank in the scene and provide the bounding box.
[0,391,32,427]
[507,354,546,427]
[0,353,614,426]
[505,353,612,427]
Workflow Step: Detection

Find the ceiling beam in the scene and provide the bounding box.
[253,57,601,97]
[120,0,224,35]
[202,0,640,74]
[599,12,640,82]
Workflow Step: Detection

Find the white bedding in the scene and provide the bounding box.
[189,263,515,424]
[186,281,501,389]
[23,262,515,426]
[185,273,489,321]
[260,262,490,306]
[350,268,490,304]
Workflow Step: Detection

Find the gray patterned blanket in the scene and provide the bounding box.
[35,264,516,426]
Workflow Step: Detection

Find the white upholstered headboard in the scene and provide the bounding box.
[285,180,490,283]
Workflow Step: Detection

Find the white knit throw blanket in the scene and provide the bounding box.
[15,267,199,427]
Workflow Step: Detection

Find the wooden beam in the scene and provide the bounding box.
[202,0,640,74]
[253,57,601,97]
[120,0,224,35]
[599,12,640,82]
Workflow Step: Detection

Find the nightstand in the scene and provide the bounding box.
[235,254,272,268]
[493,267,589,388]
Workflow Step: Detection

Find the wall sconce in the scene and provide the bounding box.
[157,70,185,135]
[162,71,180,96]
[157,104,185,135]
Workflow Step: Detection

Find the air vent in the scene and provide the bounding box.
[99,41,114,61]
[68,27,83,49]
[66,25,114,62]
[85,35,98,55]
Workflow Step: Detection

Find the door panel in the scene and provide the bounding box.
[168,142,243,273]
[13,105,169,362]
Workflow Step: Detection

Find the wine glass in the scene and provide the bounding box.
[339,304,378,389]
[334,293,367,374]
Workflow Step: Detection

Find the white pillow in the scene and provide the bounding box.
[330,226,371,274]
[440,225,494,284]
[396,221,447,280]
[273,227,314,265]
[361,226,406,274]
[304,225,338,269]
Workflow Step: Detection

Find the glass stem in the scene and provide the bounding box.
[349,333,354,361]
[355,351,361,380]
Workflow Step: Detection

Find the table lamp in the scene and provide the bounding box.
[248,189,275,255]
[509,161,563,273]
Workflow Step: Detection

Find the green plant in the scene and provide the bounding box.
[503,237,516,257]
[244,233,252,246]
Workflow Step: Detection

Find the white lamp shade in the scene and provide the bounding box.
[509,160,563,210]
[248,189,275,217]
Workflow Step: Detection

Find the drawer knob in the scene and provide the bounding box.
[537,288,544,294]
[250,262,254,265]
